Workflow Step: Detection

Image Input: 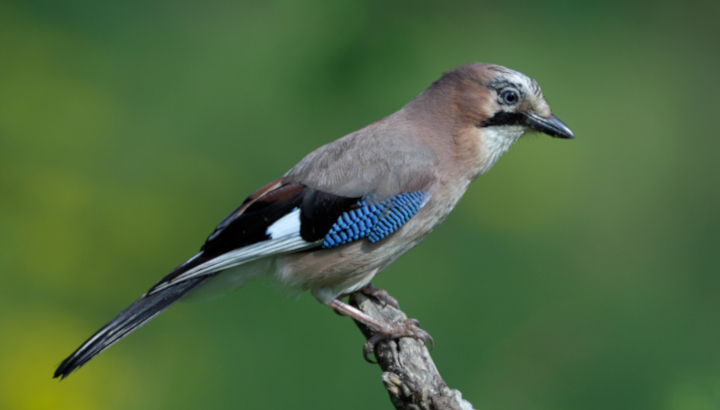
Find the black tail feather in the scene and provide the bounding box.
[54,276,207,379]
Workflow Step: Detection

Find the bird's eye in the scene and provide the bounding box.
[500,89,520,105]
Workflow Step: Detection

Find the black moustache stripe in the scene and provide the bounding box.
[480,111,526,128]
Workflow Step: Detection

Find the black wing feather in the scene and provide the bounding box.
[201,185,361,256]
[299,189,359,241]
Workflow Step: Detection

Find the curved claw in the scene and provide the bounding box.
[408,319,435,350]
[363,334,383,363]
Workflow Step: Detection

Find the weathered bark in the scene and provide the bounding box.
[348,293,476,410]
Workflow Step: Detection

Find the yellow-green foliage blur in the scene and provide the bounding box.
[1,0,719,409]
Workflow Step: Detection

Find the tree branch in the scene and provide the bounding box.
[348,293,476,410]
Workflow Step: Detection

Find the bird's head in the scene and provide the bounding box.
[423,63,574,140]
[414,63,574,177]
[473,64,574,140]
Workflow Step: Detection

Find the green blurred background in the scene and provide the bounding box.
[1,0,719,409]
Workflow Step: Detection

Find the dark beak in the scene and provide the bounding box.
[525,113,575,139]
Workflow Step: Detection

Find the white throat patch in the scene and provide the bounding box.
[478,125,525,174]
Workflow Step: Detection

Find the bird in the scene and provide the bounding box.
[54,62,574,379]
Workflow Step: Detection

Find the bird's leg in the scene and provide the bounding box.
[328,299,393,333]
[358,283,400,308]
[328,298,434,362]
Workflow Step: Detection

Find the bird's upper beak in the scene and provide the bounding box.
[525,113,575,139]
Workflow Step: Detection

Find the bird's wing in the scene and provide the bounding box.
[147,178,432,293]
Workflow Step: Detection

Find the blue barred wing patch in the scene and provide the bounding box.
[322,191,428,249]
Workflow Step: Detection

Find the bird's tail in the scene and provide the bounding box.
[53,276,208,379]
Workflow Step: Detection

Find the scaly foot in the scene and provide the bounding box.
[327,299,434,363]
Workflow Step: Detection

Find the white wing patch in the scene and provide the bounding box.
[149,208,318,294]
[267,208,301,238]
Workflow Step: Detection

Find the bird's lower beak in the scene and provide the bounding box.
[525,113,575,139]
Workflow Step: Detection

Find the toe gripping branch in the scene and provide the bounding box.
[332,287,474,410]
[329,285,434,363]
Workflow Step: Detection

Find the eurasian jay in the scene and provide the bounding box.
[54,63,574,378]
